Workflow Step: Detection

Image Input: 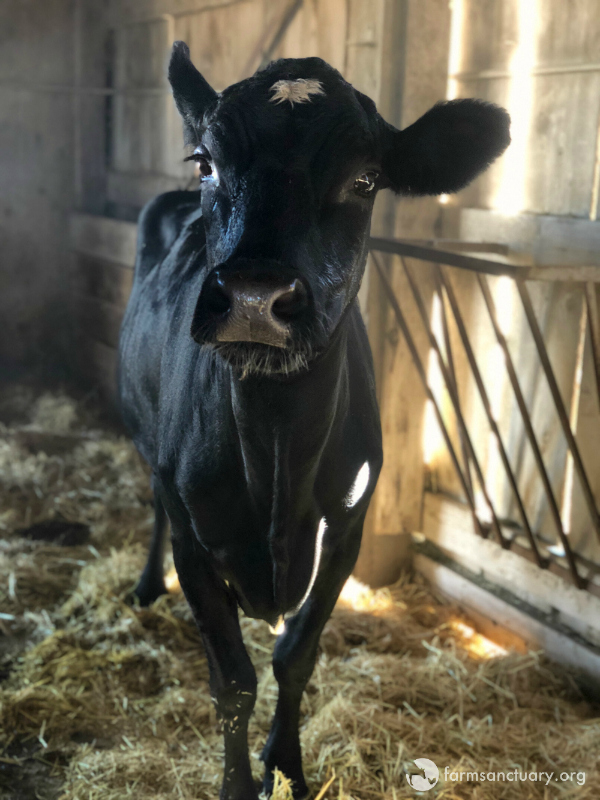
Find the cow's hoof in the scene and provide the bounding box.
[219,780,261,800]
[130,579,168,607]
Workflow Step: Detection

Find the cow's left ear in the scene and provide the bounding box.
[169,41,218,142]
[381,99,510,196]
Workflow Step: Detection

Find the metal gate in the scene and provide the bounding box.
[369,236,600,597]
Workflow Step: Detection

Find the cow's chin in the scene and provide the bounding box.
[211,341,314,379]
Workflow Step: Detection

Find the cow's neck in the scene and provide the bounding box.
[227,324,348,507]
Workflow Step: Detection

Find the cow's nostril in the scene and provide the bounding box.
[271,280,307,323]
[206,274,231,316]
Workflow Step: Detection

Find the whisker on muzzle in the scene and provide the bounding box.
[209,340,315,378]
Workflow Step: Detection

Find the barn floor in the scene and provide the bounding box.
[0,386,599,800]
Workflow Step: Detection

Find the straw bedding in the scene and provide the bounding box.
[0,386,599,799]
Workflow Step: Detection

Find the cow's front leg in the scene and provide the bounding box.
[262,514,365,799]
[134,478,169,606]
[171,525,258,800]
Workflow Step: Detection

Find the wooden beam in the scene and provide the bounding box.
[71,253,133,309]
[421,492,600,646]
[74,294,125,349]
[415,550,600,685]
[353,530,412,589]
[355,0,454,588]
[456,208,600,269]
[108,0,245,26]
[585,282,600,407]
[526,265,600,282]
[370,235,600,282]
[70,213,137,267]
[369,236,529,276]
[78,336,119,405]
[400,239,509,254]
[107,171,184,211]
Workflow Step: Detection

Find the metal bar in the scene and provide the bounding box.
[399,257,507,548]
[507,534,600,593]
[422,491,600,596]
[370,237,600,284]
[397,240,510,255]
[437,266,546,568]
[477,274,584,588]
[589,107,600,220]
[369,237,524,277]
[434,269,476,511]
[585,282,600,409]
[371,253,485,539]
[516,279,600,545]
[560,296,587,538]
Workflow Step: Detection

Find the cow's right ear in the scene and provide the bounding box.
[381,99,510,196]
[168,41,218,142]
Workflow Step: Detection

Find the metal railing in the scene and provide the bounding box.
[369,236,600,596]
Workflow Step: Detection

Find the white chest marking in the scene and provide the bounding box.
[269,78,325,106]
[271,517,327,633]
[272,462,371,632]
[292,516,327,615]
[345,461,370,509]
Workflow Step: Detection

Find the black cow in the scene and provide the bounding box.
[119,41,509,800]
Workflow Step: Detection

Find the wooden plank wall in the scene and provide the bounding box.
[449,0,600,219]
[69,214,137,405]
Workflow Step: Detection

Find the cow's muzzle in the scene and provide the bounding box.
[193,267,309,348]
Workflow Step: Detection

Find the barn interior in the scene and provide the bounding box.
[2,0,600,798]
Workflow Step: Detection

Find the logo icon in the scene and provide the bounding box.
[406,758,440,791]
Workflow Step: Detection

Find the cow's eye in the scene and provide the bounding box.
[184,147,214,180]
[354,171,378,197]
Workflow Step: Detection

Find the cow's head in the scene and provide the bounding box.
[169,42,510,377]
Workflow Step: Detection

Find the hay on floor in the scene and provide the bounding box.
[0,388,599,799]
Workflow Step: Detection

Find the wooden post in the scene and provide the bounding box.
[354,0,452,586]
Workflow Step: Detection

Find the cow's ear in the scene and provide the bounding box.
[168,41,218,142]
[381,99,510,196]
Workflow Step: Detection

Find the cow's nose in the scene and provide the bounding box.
[205,271,308,348]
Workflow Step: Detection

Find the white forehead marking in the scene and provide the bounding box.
[269,78,325,106]
[345,461,370,509]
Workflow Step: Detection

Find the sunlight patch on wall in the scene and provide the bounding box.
[446,0,464,101]
[492,0,537,214]
[420,276,522,519]
[422,294,446,467]
[485,277,515,513]
[559,299,587,541]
